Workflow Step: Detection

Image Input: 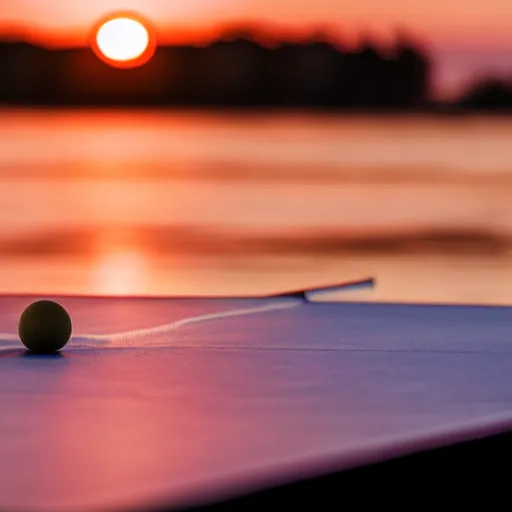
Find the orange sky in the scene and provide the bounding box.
[2,0,511,97]
[1,0,512,47]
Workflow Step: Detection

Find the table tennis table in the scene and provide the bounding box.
[1,278,511,511]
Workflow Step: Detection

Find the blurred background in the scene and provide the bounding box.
[0,0,511,304]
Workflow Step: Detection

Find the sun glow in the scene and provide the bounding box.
[93,14,156,68]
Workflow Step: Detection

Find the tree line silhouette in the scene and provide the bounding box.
[457,78,512,111]
[0,27,510,110]
[0,29,431,109]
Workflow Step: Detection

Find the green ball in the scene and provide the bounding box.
[18,300,72,354]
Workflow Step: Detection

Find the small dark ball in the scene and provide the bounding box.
[18,300,72,354]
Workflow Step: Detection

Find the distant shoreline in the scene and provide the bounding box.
[1,33,511,111]
[1,104,511,116]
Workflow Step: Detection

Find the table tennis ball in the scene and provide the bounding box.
[18,300,72,354]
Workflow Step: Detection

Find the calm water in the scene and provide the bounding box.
[1,109,511,304]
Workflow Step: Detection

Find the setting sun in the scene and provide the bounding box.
[92,14,156,68]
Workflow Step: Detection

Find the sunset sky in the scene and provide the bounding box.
[1,0,511,96]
